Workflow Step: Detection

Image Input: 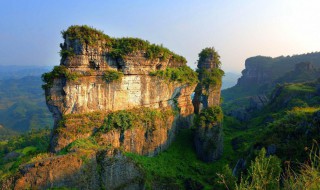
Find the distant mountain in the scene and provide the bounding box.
[222,72,241,90]
[222,52,320,102]
[0,124,17,140]
[0,76,53,132]
[0,65,52,79]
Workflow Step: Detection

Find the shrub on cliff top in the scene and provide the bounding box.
[198,47,221,67]
[149,66,199,85]
[61,25,187,64]
[61,25,111,45]
[109,37,187,63]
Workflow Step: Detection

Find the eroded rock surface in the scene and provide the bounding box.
[192,48,224,162]
[45,26,196,153]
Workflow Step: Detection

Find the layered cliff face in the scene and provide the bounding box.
[2,25,199,190]
[2,26,227,189]
[192,48,224,162]
[43,26,197,153]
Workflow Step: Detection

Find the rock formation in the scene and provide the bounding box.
[1,25,199,189]
[193,47,224,162]
[44,26,197,154]
[3,26,225,189]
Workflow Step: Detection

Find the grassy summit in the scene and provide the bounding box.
[61,25,187,63]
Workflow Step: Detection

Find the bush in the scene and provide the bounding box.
[59,48,75,60]
[59,137,99,154]
[197,68,224,88]
[103,70,123,83]
[149,66,198,84]
[198,47,221,67]
[61,25,111,46]
[61,25,187,63]
[99,108,175,133]
[41,65,80,90]
[194,106,223,128]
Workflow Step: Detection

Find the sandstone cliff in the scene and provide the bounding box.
[43,25,197,154]
[193,47,224,162]
[2,26,225,189]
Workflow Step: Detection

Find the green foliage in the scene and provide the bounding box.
[198,47,221,67]
[198,68,224,88]
[59,137,99,155]
[109,37,187,63]
[194,106,223,128]
[236,148,281,190]
[99,108,175,133]
[61,25,187,63]
[101,110,135,132]
[103,70,123,83]
[257,107,320,162]
[126,129,227,189]
[61,25,111,46]
[109,37,149,58]
[149,66,198,84]
[41,65,80,89]
[59,48,75,60]
[217,165,237,190]
[222,52,320,106]
[283,143,320,190]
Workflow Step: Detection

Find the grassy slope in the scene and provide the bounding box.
[223,81,320,167]
[126,129,222,189]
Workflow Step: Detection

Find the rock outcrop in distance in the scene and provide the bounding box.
[223,52,320,102]
[222,52,320,121]
[2,25,223,189]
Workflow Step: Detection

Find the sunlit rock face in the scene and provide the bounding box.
[192,48,224,162]
[45,26,196,153]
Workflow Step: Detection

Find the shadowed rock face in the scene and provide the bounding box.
[13,149,144,190]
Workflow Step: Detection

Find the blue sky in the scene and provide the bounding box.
[0,0,319,72]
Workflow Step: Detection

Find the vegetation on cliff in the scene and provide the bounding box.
[149,66,198,84]
[198,47,221,67]
[126,129,228,189]
[98,108,175,133]
[61,25,187,63]
[196,47,224,90]
[194,106,223,128]
[103,70,123,83]
[61,25,111,45]
[197,68,224,88]
[109,37,187,63]
[220,78,320,189]
[41,65,80,89]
